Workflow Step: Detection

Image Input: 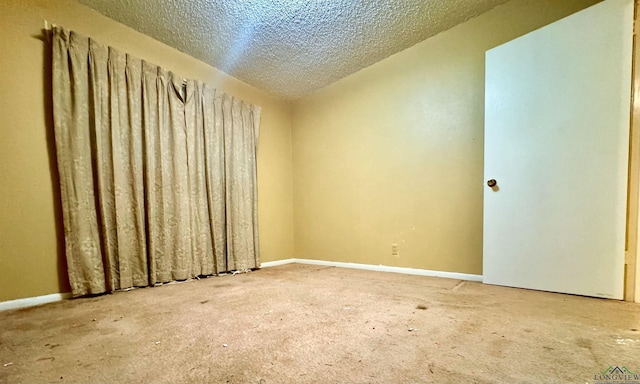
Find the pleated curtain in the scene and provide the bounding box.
[51,27,261,297]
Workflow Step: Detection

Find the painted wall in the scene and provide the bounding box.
[0,0,615,303]
[291,0,600,275]
[0,0,294,302]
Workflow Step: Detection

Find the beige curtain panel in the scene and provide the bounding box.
[52,27,261,297]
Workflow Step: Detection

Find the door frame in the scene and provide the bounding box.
[627,0,640,302]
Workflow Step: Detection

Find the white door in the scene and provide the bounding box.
[483,0,633,299]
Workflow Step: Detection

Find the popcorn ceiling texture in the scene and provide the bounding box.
[74,0,509,99]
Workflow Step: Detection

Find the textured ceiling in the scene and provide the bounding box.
[74,0,509,99]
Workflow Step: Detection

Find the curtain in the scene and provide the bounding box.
[51,27,261,297]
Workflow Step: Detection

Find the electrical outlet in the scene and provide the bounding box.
[391,243,399,256]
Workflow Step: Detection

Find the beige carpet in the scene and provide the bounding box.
[1,263,639,383]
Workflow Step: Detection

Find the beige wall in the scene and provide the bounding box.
[0,0,294,302]
[291,0,600,274]
[0,0,610,303]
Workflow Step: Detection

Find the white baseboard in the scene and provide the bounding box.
[260,259,296,268]
[261,258,482,282]
[0,292,72,312]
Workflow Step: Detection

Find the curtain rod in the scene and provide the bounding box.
[44,20,56,31]
[39,20,56,42]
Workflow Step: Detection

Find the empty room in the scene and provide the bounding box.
[1,0,640,383]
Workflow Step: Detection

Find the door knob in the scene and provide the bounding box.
[487,179,497,187]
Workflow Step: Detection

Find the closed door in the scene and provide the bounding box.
[483,0,633,299]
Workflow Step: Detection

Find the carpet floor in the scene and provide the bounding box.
[1,263,639,383]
